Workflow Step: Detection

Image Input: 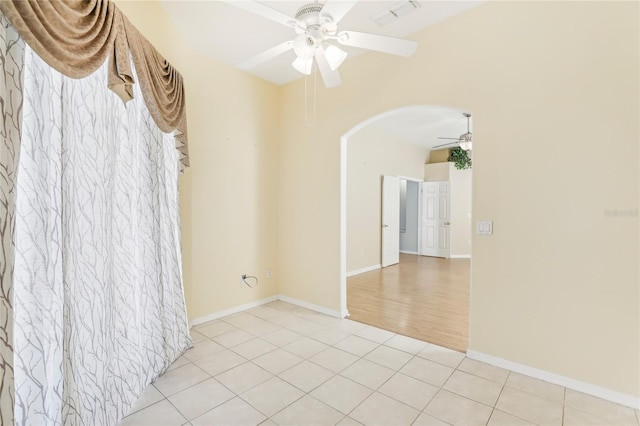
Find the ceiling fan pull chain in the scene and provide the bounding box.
[304,60,317,127]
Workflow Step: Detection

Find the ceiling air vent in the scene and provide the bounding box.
[371,0,421,26]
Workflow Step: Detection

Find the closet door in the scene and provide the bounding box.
[421,181,450,258]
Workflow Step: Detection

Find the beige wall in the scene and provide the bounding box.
[424,162,450,182]
[347,126,430,273]
[428,148,450,164]
[279,1,639,398]
[117,0,639,400]
[116,1,281,321]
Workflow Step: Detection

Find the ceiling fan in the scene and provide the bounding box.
[433,113,473,151]
[228,0,418,88]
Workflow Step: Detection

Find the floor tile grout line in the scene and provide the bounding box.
[362,350,414,372]
[411,388,444,426]
[457,359,512,387]
[352,342,428,423]
[163,393,191,424]
[437,373,500,415]
[154,363,212,398]
[414,354,465,425]
[265,385,340,424]
[489,370,557,426]
[303,348,358,376]
[267,326,417,424]
[484,369,510,426]
[125,398,176,422]
[236,382,306,420]
[196,306,436,362]
[318,374,375,419]
[562,397,639,425]
[124,390,165,418]
[186,368,272,423]
[500,382,567,406]
[561,386,566,426]
[278,361,340,395]
[130,302,637,426]
[156,358,234,420]
[370,368,438,418]
[193,312,479,425]
[226,336,286,360]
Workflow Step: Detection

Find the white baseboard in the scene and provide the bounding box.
[189,295,278,327]
[190,294,344,327]
[278,295,343,318]
[466,350,640,410]
[400,250,419,255]
[347,264,381,277]
[450,254,471,259]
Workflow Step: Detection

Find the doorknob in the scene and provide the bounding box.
[444,222,451,225]
[382,224,389,228]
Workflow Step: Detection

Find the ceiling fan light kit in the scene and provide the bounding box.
[292,56,313,75]
[293,34,316,59]
[323,44,348,70]
[434,113,473,151]
[459,141,472,151]
[228,0,418,88]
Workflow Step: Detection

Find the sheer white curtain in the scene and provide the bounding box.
[11,44,191,425]
[0,13,24,426]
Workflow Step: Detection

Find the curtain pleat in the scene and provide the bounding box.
[0,0,133,93]
[12,42,192,426]
[0,13,24,426]
[124,19,189,168]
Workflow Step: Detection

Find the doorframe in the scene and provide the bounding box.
[397,176,424,256]
[339,105,472,318]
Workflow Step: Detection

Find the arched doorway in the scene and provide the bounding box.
[339,105,473,351]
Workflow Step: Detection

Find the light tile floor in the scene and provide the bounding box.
[119,301,640,426]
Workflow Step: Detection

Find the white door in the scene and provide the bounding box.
[381,175,400,267]
[421,181,451,258]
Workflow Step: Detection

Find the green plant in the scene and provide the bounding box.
[448,146,472,170]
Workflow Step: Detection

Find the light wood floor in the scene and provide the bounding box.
[347,254,470,352]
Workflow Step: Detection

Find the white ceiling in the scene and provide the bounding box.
[160,0,483,85]
[159,1,480,148]
[367,105,472,150]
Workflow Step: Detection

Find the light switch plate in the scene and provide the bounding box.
[477,221,493,235]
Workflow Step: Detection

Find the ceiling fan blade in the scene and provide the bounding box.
[315,46,342,88]
[438,137,461,140]
[433,141,460,149]
[225,1,296,28]
[238,40,294,70]
[320,0,357,25]
[337,31,417,57]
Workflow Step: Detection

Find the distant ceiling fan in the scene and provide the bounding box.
[228,0,418,88]
[433,113,473,151]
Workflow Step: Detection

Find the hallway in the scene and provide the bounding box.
[347,254,470,352]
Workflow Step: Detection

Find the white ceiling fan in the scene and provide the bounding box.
[228,1,419,88]
[433,113,473,151]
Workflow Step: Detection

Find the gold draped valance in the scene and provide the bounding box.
[0,0,189,169]
[125,19,189,167]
